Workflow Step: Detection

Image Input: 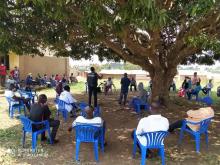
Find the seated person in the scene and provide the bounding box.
[130,77,137,91]
[132,102,169,157]
[55,82,63,97]
[5,84,31,111]
[169,80,176,91]
[5,75,16,89]
[29,94,60,143]
[68,106,106,143]
[69,73,78,83]
[179,77,190,97]
[55,74,61,82]
[186,81,201,100]
[61,74,68,86]
[58,85,77,117]
[25,73,33,86]
[137,82,148,104]
[24,84,32,92]
[168,107,214,132]
[202,79,213,96]
[50,75,56,87]
[104,77,114,95]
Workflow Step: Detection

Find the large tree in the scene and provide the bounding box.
[1,0,220,104]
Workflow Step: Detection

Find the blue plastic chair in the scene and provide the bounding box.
[191,89,201,101]
[56,99,74,122]
[199,96,213,106]
[133,130,168,165]
[6,97,26,118]
[178,117,213,153]
[19,115,52,153]
[19,90,37,104]
[132,98,149,114]
[79,102,101,117]
[74,124,104,162]
[79,102,88,112]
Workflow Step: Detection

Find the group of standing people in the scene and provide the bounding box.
[86,67,147,107]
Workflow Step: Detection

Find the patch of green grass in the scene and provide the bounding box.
[69,81,86,93]
[0,125,22,147]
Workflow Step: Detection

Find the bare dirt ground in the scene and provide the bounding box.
[0,90,220,165]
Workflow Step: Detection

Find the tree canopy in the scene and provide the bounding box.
[1,0,220,103]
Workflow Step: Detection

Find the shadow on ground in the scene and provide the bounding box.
[0,91,220,165]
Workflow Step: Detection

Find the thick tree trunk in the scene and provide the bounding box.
[149,67,177,106]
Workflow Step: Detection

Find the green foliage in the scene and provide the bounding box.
[0,0,219,66]
[100,62,141,70]
[186,33,220,64]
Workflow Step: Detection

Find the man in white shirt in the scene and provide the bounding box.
[5,84,31,111]
[132,102,169,157]
[68,106,106,143]
[71,106,103,127]
[58,85,77,116]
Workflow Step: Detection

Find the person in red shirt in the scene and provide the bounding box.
[55,74,61,82]
[0,63,7,87]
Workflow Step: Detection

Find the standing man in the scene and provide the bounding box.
[0,62,7,87]
[192,72,201,86]
[119,73,131,105]
[87,67,102,107]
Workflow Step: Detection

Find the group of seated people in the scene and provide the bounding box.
[179,72,213,99]
[133,102,214,157]
[24,73,78,88]
[4,80,215,162]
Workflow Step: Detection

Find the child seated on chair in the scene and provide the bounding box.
[168,107,214,132]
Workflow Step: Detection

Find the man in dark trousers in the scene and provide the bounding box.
[29,94,60,144]
[119,73,131,105]
[87,67,102,107]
